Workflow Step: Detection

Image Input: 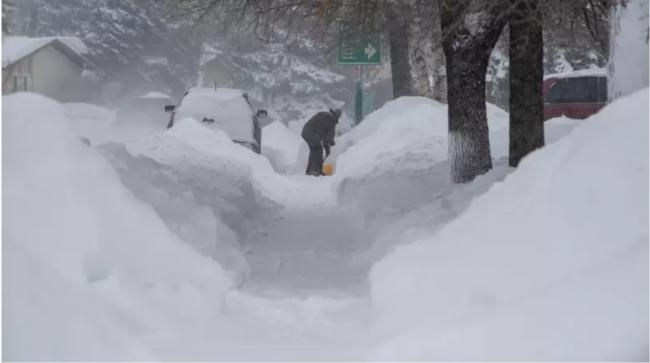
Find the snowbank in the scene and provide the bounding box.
[118,116,345,241]
[99,143,250,283]
[335,96,509,163]
[261,120,302,174]
[126,117,291,205]
[352,114,581,279]
[609,0,649,99]
[370,89,649,361]
[63,102,115,145]
[4,93,233,360]
[333,96,509,213]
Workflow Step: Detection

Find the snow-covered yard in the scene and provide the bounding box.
[3,86,648,360]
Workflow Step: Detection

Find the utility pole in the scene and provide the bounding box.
[355,65,364,125]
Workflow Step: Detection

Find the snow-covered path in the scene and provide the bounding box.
[149,174,381,361]
[241,175,373,294]
[159,175,379,360]
[244,201,371,293]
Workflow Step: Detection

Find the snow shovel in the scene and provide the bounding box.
[322,163,334,176]
[322,152,334,176]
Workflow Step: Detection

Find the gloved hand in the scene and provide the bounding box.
[323,144,331,158]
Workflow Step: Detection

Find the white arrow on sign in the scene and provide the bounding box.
[364,43,376,59]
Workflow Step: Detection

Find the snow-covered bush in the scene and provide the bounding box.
[369,89,649,361]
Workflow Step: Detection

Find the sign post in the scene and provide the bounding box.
[337,23,382,125]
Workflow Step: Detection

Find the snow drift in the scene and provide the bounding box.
[336,96,580,280]
[99,143,249,284]
[370,89,650,361]
[123,116,341,209]
[261,120,302,174]
[63,102,115,145]
[609,0,649,100]
[3,93,233,360]
[333,96,509,215]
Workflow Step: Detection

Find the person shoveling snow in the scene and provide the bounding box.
[301,108,341,176]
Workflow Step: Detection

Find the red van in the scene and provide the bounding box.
[543,69,608,121]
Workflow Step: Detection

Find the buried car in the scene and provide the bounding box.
[165,87,266,153]
[543,68,608,121]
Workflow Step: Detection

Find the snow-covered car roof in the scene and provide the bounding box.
[175,87,255,145]
[140,92,172,100]
[187,87,246,99]
[544,67,607,80]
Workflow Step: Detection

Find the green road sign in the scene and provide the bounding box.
[337,23,382,65]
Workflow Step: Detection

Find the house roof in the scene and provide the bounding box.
[2,36,94,69]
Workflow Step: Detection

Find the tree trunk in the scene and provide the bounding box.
[27,5,38,36]
[385,1,413,98]
[409,1,433,98]
[509,0,544,167]
[411,46,432,97]
[440,0,508,183]
[431,46,447,103]
[431,11,447,103]
[445,48,494,183]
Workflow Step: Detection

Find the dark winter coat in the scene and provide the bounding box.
[301,111,337,146]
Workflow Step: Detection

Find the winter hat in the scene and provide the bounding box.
[330,108,342,121]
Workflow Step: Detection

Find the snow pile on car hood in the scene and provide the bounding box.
[369,89,649,361]
[3,93,233,360]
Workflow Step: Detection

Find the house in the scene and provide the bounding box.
[199,55,242,89]
[2,36,95,102]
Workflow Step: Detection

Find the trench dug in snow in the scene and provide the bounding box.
[100,98,518,356]
[6,90,647,361]
[242,198,372,294]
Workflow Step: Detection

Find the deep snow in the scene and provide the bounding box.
[370,89,649,361]
[261,120,303,174]
[3,94,232,360]
[3,86,648,361]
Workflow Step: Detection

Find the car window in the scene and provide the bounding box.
[545,76,607,104]
[545,79,567,103]
[597,77,607,102]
